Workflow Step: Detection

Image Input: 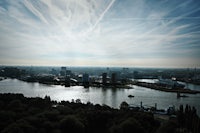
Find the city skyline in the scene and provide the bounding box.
[0,0,200,68]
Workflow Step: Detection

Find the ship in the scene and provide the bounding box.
[128,95,135,98]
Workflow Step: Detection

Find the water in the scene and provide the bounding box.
[137,79,158,83]
[0,78,200,115]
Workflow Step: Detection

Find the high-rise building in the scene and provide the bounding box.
[102,73,107,85]
[82,73,89,88]
[66,70,72,77]
[60,67,66,76]
[65,75,70,87]
[82,73,89,83]
[111,73,116,85]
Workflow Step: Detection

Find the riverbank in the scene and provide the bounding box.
[132,81,200,94]
[0,77,6,81]
[177,78,200,85]
[21,78,133,89]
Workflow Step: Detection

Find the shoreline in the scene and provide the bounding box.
[19,78,133,89]
[132,81,200,94]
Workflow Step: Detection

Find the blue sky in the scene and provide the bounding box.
[0,0,200,68]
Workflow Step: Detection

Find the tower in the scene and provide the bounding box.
[102,73,107,85]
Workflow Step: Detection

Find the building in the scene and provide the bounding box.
[66,70,72,77]
[102,73,107,85]
[60,67,66,76]
[82,73,89,88]
[111,73,116,85]
[82,73,89,83]
[65,75,70,87]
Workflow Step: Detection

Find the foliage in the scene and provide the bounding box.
[0,93,181,133]
[60,115,85,133]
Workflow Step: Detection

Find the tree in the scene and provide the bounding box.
[110,117,145,133]
[2,119,36,133]
[60,115,85,133]
[120,101,129,110]
[156,120,178,133]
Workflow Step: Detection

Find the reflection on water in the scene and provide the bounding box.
[137,79,158,83]
[0,78,200,115]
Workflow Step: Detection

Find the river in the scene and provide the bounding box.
[0,78,200,115]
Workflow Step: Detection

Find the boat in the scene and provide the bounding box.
[128,95,135,98]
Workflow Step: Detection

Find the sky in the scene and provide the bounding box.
[0,0,200,68]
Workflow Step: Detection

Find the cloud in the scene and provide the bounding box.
[0,0,200,67]
[91,0,115,31]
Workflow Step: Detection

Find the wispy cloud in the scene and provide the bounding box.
[91,0,115,31]
[0,0,200,67]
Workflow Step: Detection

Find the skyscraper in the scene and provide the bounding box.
[60,67,66,76]
[82,73,89,88]
[111,73,116,85]
[102,73,107,85]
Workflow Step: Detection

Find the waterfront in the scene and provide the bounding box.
[0,78,200,115]
[138,79,200,91]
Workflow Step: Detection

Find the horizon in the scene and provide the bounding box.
[0,64,199,69]
[1,0,200,68]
